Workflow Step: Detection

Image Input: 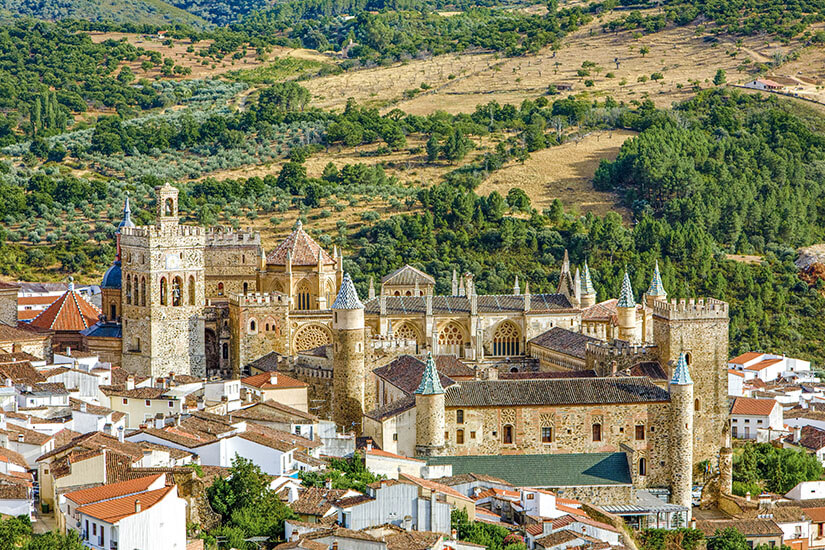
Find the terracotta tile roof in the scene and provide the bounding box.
[398,472,473,502]
[241,371,308,390]
[529,327,601,359]
[274,540,327,550]
[0,352,39,363]
[0,424,52,446]
[136,441,195,460]
[238,431,298,453]
[729,352,765,365]
[803,507,825,523]
[746,358,784,372]
[0,483,28,500]
[335,494,374,508]
[294,451,328,469]
[290,487,350,516]
[64,474,164,505]
[729,369,746,378]
[0,362,46,385]
[37,431,144,463]
[230,400,317,423]
[266,222,334,266]
[304,525,381,542]
[582,299,619,322]
[30,289,101,331]
[0,281,18,290]
[365,395,415,421]
[500,370,597,380]
[429,355,474,379]
[364,294,576,316]
[731,397,779,416]
[373,355,455,396]
[526,523,543,536]
[434,472,514,488]
[785,425,825,451]
[380,265,436,286]
[101,387,169,399]
[535,529,582,548]
[366,448,425,463]
[76,485,174,523]
[53,428,83,447]
[0,446,27,469]
[384,530,442,550]
[739,505,809,524]
[695,519,783,537]
[445,377,670,407]
[245,351,285,373]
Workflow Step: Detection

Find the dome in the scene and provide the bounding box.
[101,261,122,289]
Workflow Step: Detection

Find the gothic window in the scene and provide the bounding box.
[456,410,464,424]
[438,322,465,357]
[502,425,514,445]
[110,303,117,319]
[160,277,168,306]
[243,282,249,295]
[325,281,335,308]
[592,423,602,442]
[293,324,331,352]
[393,322,419,343]
[405,290,412,296]
[164,198,174,216]
[492,321,520,356]
[695,399,700,412]
[296,280,311,310]
[140,277,146,306]
[172,277,183,306]
[393,291,400,296]
[217,282,224,296]
[456,429,465,445]
[189,276,196,305]
[125,277,132,305]
[639,457,647,476]
[222,343,229,360]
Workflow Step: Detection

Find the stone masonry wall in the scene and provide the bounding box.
[0,287,18,326]
[333,327,365,433]
[415,393,445,454]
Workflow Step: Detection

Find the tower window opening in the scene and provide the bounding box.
[592,423,602,442]
[502,425,514,445]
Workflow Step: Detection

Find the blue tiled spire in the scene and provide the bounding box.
[581,261,596,296]
[617,269,635,308]
[671,352,693,385]
[332,273,363,310]
[415,352,445,395]
[647,261,666,297]
[117,197,135,231]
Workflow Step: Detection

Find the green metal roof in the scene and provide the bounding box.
[414,352,445,395]
[581,261,596,296]
[647,261,666,297]
[425,452,632,487]
[671,352,693,385]
[617,270,635,308]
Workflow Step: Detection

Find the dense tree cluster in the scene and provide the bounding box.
[733,442,823,495]
[298,452,384,492]
[0,515,85,549]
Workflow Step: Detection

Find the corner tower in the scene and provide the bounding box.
[669,352,694,522]
[332,273,366,433]
[120,184,206,378]
[617,270,636,342]
[644,261,667,309]
[415,352,446,457]
[580,261,597,308]
[653,297,729,466]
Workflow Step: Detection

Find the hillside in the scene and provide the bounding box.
[0,0,210,28]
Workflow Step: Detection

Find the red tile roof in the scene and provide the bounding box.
[64,474,164,505]
[731,397,778,416]
[30,289,101,331]
[398,472,474,503]
[76,485,174,523]
[266,223,334,266]
[745,358,784,372]
[728,369,745,378]
[241,371,308,390]
[365,448,425,463]
[729,352,764,365]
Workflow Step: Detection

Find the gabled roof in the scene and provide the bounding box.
[372,355,455,396]
[364,395,416,421]
[64,474,164,505]
[0,323,48,344]
[528,327,600,359]
[695,519,782,537]
[729,352,765,365]
[381,265,436,286]
[76,485,175,524]
[266,221,334,266]
[230,400,317,423]
[746,358,784,372]
[786,425,825,452]
[399,472,473,502]
[241,371,308,390]
[731,397,778,416]
[30,288,101,331]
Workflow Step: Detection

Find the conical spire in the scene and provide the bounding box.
[415,352,445,395]
[618,269,635,308]
[332,273,363,310]
[117,196,135,231]
[451,269,458,296]
[647,260,666,297]
[581,261,596,295]
[561,249,570,275]
[671,352,693,385]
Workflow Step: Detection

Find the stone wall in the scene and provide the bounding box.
[669,383,694,515]
[551,484,635,507]
[204,228,261,299]
[0,287,18,326]
[415,393,445,455]
[439,401,674,489]
[228,293,289,377]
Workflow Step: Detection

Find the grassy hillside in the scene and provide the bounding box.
[0,0,210,28]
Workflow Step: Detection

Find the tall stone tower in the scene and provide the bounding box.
[580,261,597,309]
[669,352,694,522]
[120,184,206,378]
[415,352,446,457]
[617,270,636,342]
[652,297,729,466]
[332,273,366,433]
[644,261,668,309]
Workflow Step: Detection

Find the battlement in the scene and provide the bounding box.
[121,224,204,239]
[586,339,657,361]
[205,227,261,246]
[652,297,729,320]
[229,292,288,307]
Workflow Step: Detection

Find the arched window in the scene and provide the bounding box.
[222,343,229,360]
[592,423,602,442]
[140,277,146,306]
[125,277,132,305]
[172,276,183,306]
[243,282,249,295]
[110,303,117,320]
[695,399,700,412]
[217,282,224,296]
[296,280,311,310]
[493,321,520,356]
[456,410,464,424]
[438,322,465,358]
[164,197,174,216]
[685,352,692,365]
[639,457,647,476]
[394,291,400,296]
[503,425,514,445]
[249,319,257,334]
[405,290,412,296]
[160,277,168,306]
[393,323,419,343]
[189,276,196,305]
[456,429,465,445]
[325,281,335,308]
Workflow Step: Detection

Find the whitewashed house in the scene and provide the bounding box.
[729,352,816,384]
[731,397,783,439]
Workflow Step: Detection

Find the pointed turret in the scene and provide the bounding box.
[573,268,582,307]
[644,260,668,308]
[671,352,693,386]
[616,269,637,342]
[513,276,520,295]
[415,352,445,395]
[451,269,458,296]
[458,277,466,297]
[118,196,135,232]
[580,261,597,308]
[557,249,576,301]
[332,273,363,310]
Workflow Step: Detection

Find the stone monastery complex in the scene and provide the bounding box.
[72,185,734,519]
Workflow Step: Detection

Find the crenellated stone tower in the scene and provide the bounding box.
[415,352,446,457]
[669,352,694,522]
[653,296,729,466]
[120,184,206,378]
[332,273,366,433]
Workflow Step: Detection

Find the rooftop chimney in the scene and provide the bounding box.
[794,426,802,444]
[366,440,373,451]
[134,499,141,513]
[66,347,71,356]
[269,373,278,386]
[80,402,87,413]
[16,434,23,443]
[118,425,124,443]
[745,491,752,502]
[126,375,135,391]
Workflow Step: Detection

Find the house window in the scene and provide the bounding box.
[457,429,465,445]
[122,398,128,405]
[456,410,464,424]
[592,423,602,442]
[541,427,553,444]
[635,425,645,441]
[639,457,647,476]
[92,524,96,536]
[168,401,174,408]
[527,493,534,500]
[392,433,398,441]
[217,282,224,296]
[503,425,514,445]
[732,426,738,438]
[222,343,229,360]
[85,520,89,540]
[470,431,476,439]
[145,400,151,406]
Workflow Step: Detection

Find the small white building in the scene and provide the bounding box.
[730,397,783,439]
[728,369,745,397]
[743,79,785,92]
[786,480,825,501]
[729,352,815,384]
